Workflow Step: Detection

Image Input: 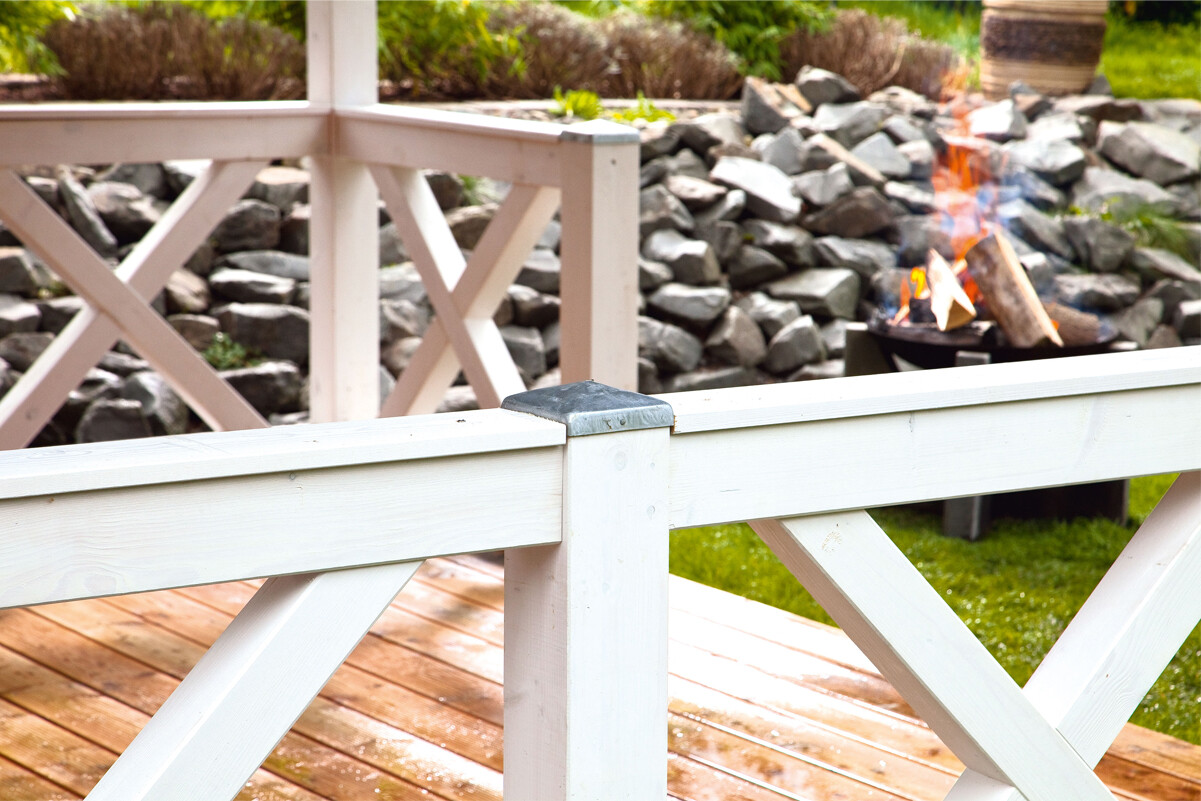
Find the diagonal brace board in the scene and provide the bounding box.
[0,164,267,446]
[84,560,422,801]
[751,511,1114,801]
[371,164,561,413]
[944,470,1201,800]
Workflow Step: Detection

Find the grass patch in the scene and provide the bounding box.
[670,473,1200,744]
[1100,15,1201,100]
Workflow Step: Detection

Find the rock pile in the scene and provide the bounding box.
[1,66,1198,444]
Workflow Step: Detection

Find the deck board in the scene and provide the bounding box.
[0,555,1196,801]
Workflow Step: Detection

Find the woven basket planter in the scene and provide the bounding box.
[980,0,1108,99]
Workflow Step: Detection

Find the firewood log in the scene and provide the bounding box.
[965,231,1063,348]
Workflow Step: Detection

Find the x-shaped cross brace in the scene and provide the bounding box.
[0,162,268,449]
[369,165,561,415]
[752,471,1201,801]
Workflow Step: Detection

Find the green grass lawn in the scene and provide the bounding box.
[670,473,1201,744]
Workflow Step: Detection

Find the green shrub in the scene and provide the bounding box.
[202,332,259,370]
[608,91,676,124]
[0,0,75,76]
[42,2,304,101]
[641,0,832,81]
[551,86,603,120]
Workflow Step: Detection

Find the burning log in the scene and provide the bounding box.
[926,250,977,332]
[965,231,1063,349]
[1044,302,1107,347]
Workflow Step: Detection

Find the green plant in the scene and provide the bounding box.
[1068,201,1192,260]
[551,86,603,120]
[202,332,259,370]
[1099,12,1201,99]
[608,91,676,124]
[0,1,75,76]
[641,0,832,81]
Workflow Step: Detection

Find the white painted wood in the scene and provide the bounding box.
[945,470,1201,801]
[306,0,380,423]
[0,170,266,433]
[0,407,563,499]
[665,346,1201,433]
[668,381,1200,529]
[337,105,563,185]
[750,512,1114,800]
[85,559,421,801]
[0,159,268,449]
[0,102,325,166]
[506,426,670,801]
[558,121,641,390]
[1,444,561,609]
[374,165,559,412]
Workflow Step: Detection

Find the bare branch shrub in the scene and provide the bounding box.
[485,2,611,99]
[780,10,958,99]
[597,12,742,100]
[44,5,176,100]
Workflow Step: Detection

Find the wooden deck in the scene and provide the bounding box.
[0,554,1197,801]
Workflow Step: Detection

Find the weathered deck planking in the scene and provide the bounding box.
[0,555,1196,801]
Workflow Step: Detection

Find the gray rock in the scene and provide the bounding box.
[215,303,310,364]
[647,283,731,333]
[640,184,695,237]
[0,331,52,371]
[55,166,118,257]
[0,295,39,337]
[801,187,895,239]
[764,314,825,374]
[1001,171,1066,212]
[897,139,937,180]
[761,127,808,175]
[168,313,221,350]
[248,166,309,211]
[727,245,789,290]
[998,199,1074,261]
[87,181,161,244]
[795,66,860,108]
[162,268,210,314]
[819,318,848,359]
[184,242,216,278]
[803,134,888,187]
[75,398,153,443]
[1098,121,1201,186]
[382,336,423,378]
[379,222,410,266]
[508,285,560,328]
[25,175,60,210]
[36,295,84,334]
[813,102,890,148]
[122,371,188,436]
[638,316,703,374]
[500,325,547,381]
[1147,324,1183,349]
[98,350,150,377]
[743,219,815,269]
[792,138,839,174]
[220,361,304,416]
[0,247,39,295]
[891,216,951,269]
[543,321,561,369]
[95,163,169,199]
[1052,273,1140,311]
[1072,166,1177,214]
[688,221,737,265]
[883,181,937,214]
[638,257,674,292]
[1062,217,1136,273]
[1026,112,1090,144]
[515,248,561,294]
[54,367,123,434]
[664,366,761,393]
[736,292,801,339]
[423,170,465,210]
[209,268,295,305]
[664,174,728,210]
[1113,297,1164,347]
[379,263,427,305]
[968,99,1027,142]
[709,157,800,223]
[217,250,310,281]
[869,86,936,119]
[814,237,896,278]
[280,203,311,255]
[641,229,721,286]
[741,76,811,135]
[212,199,281,252]
[1175,298,1201,339]
[437,385,480,414]
[767,268,861,319]
[640,120,680,162]
[163,159,209,195]
[692,189,746,228]
[538,219,561,252]
[1127,247,1201,284]
[1003,138,1087,186]
[882,115,929,145]
[446,203,498,250]
[665,148,711,181]
[792,164,855,207]
[705,305,767,367]
[379,298,430,342]
[850,132,911,179]
[674,113,746,156]
[790,360,845,381]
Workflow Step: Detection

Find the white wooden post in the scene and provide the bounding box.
[558,122,641,390]
[306,0,380,423]
[502,382,673,799]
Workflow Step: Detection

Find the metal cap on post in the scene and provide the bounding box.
[501,380,673,437]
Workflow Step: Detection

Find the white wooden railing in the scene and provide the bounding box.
[1,346,1197,800]
[0,0,639,448]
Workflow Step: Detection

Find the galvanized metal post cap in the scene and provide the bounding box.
[501,381,674,436]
